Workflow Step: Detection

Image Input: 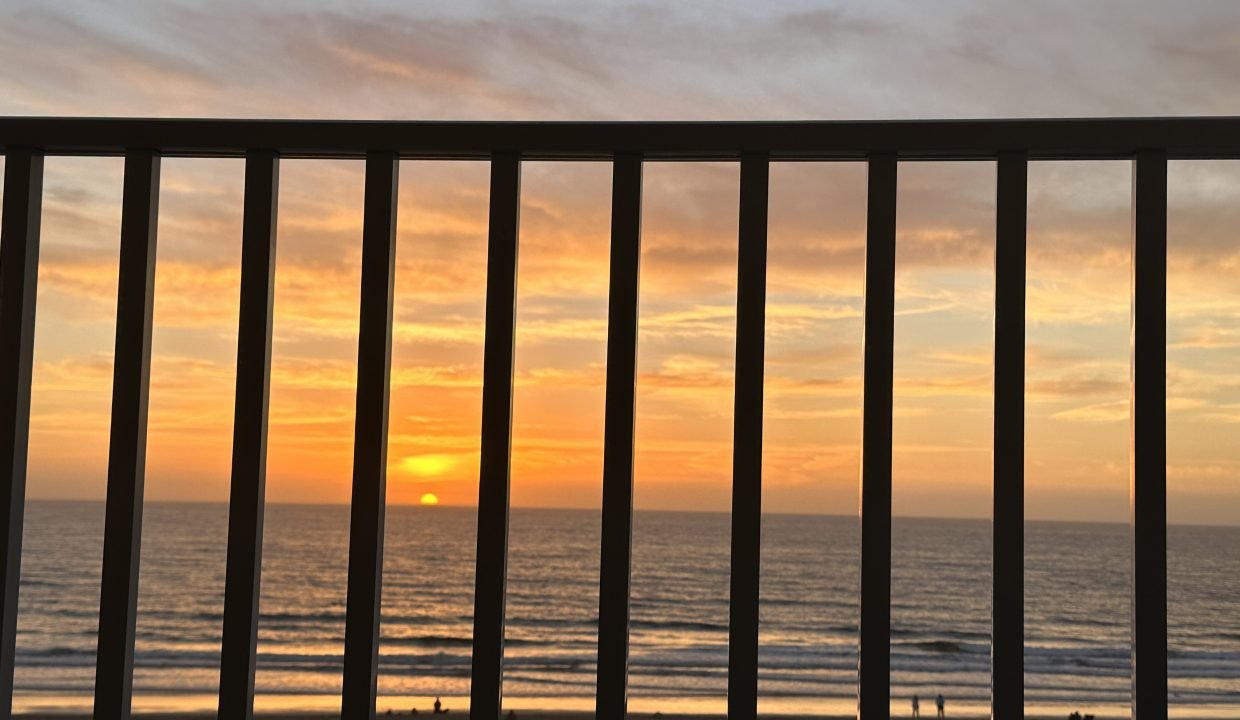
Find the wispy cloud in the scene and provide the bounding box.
[7,1,1240,522]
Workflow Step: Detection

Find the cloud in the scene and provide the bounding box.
[7,1,1240,522]
[5,0,1238,121]
[1051,400,1128,424]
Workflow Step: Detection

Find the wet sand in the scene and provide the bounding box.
[14,708,1140,713]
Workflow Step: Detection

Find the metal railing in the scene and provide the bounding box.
[3,116,1236,720]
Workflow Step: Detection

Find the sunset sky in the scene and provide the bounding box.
[2,1,1239,525]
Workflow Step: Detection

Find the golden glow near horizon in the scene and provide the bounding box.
[400,454,459,478]
[419,493,440,506]
[15,157,1240,526]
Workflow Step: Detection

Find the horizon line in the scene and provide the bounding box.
[20,497,1240,529]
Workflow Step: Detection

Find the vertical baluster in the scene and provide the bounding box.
[469,153,521,720]
[0,149,45,719]
[218,150,280,719]
[992,151,1027,719]
[94,149,160,720]
[1131,150,1167,720]
[342,152,400,719]
[859,153,896,720]
[595,154,643,720]
[728,153,769,720]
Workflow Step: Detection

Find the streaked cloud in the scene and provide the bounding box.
[5,1,1240,523]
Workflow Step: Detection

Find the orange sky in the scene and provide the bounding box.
[3,2,1239,524]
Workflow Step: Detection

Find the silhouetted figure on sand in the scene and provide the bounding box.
[936,694,945,719]
[912,694,920,717]
[433,697,449,714]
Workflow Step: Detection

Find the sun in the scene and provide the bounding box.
[419,493,440,506]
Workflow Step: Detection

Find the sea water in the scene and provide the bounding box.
[11,501,1239,716]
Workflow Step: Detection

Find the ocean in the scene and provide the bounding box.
[10,501,1239,716]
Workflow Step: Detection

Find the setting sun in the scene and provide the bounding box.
[419,493,440,506]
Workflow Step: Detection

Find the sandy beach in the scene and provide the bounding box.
[8,715,1117,720]
[10,711,1176,720]
[14,694,1231,720]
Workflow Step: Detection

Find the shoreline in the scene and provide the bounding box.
[15,704,1240,720]
[13,697,1240,720]
[9,708,1230,713]
[2,708,1135,713]
[13,692,1240,720]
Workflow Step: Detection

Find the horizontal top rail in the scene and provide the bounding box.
[3,116,1240,160]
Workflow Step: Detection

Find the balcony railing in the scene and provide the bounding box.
[3,116,1238,720]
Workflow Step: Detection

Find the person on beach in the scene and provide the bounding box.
[912,694,920,717]
[935,694,945,719]
[434,697,449,714]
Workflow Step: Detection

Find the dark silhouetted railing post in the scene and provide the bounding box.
[728,153,769,720]
[342,151,400,720]
[859,153,896,720]
[1131,150,1167,720]
[218,150,280,720]
[469,153,521,720]
[94,149,160,720]
[992,151,1027,719]
[595,153,643,720]
[0,149,44,720]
